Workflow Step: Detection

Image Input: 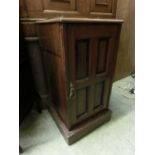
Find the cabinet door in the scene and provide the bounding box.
[43,0,76,11]
[65,23,119,127]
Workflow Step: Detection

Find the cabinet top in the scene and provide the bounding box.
[36,17,123,24]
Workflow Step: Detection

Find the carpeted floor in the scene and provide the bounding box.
[20,76,135,155]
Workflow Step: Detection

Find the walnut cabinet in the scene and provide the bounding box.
[37,18,123,144]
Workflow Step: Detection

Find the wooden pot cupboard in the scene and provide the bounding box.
[20,0,123,145]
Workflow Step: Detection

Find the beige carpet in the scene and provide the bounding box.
[20,76,135,155]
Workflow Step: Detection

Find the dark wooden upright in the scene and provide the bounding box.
[37,18,123,144]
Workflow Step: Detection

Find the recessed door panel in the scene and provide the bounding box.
[76,87,89,118]
[76,39,89,80]
[43,0,76,11]
[94,82,105,109]
[96,38,109,74]
[90,0,113,13]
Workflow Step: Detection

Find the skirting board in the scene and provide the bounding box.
[48,106,112,145]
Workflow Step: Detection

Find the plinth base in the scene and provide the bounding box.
[48,106,112,145]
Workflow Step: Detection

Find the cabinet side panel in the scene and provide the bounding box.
[38,23,68,124]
